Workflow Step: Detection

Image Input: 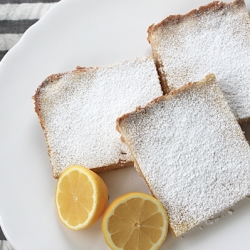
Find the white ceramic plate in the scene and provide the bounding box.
[1,0,250,249]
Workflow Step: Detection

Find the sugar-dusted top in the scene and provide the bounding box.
[35,56,162,178]
[148,0,250,122]
[117,74,250,236]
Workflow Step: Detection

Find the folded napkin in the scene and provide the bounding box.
[0,0,58,61]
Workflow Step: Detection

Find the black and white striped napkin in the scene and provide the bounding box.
[0,0,59,248]
[0,0,59,61]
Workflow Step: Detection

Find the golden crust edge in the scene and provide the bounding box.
[33,73,67,179]
[53,161,134,179]
[116,74,216,131]
[147,0,246,95]
[147,0,245,40]
[33,67,133,179]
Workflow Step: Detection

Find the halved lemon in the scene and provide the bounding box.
[55,165,108,230]
[102,192,168,250]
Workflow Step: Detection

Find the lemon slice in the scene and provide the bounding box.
[102,192,168,250]
[55,165,108,230]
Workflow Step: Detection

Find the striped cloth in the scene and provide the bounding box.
[0,241,13,250]
[0,0,59,61]
[0,0,59,247]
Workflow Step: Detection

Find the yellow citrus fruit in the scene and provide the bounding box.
[102,192,168,250]
[55,165,108,230]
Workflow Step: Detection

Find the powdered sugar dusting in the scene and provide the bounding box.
[118,75,250,236]
[149,0,250,121]
[35,56,162,177]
